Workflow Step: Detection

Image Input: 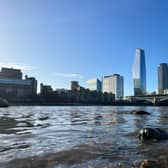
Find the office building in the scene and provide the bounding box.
[102,74,124,99]
[158,63,168,94]
[132,48,146,96]
[40,83,53,95]
[86,78,101,92]
[0,67,22,79]
[71,81,80,91]
[0,67,37,100]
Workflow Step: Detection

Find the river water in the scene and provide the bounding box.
[0,106,168,168]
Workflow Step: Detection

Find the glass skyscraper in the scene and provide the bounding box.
[158,63,168,94]
[132,48,146,96]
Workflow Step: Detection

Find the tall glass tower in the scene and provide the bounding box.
[132,48,146,96]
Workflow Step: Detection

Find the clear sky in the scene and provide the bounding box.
[0,0,168,95]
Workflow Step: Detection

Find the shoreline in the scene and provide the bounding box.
[8,102,168,106]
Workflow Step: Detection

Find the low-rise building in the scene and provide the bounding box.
[40,83,53,95]
[71,81,80,91]
[0,67,22,79]
[0,67,37,100]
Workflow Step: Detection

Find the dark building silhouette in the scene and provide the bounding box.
[71,81,80,91]
[0,67,37,100]
[40,83,53,95]
[0,67,22,79]
[38,80,115,105]
[25,75,37,96]
[158,63,168,94]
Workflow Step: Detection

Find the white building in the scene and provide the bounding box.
[86,78,101,92]
[102,74,124,100]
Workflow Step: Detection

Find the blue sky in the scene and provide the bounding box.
[0,0,168,95]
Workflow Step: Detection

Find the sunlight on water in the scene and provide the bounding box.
[0,106,167,168]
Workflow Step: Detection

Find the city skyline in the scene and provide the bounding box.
[1,0,168,95]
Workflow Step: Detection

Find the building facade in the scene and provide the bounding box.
[0,67,37,100]
[86,78,101,92]
[132,48,146,96]
[71,81,80,91]
[102,74,124,100]
[158,63,168,94]
[40,83,53,95]
[0,67,22,79]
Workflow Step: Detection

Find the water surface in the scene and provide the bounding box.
[0,106,168,168]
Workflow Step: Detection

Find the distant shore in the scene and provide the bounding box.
[8,101,168,106]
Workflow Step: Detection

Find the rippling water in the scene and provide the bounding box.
[0,106,168,168]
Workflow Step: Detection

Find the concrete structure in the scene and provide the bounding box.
[126,95,168,105]
[132,48,146,96]
[0,67,37,100]
[40,83,53,95]
[102,74,124,100]
[164,89,168,94]
[86,78,101,92]
[38,80,115,104]
[158,63,168,94]
[71,81,80,91]
[25,75,37,95]
[56,88,69,93]
[0,67,22,79]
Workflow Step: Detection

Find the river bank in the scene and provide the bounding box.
[8,101,168,106]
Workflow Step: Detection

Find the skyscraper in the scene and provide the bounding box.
[158,63,168,94]
[132,48,146,96]
[102,74,124,100]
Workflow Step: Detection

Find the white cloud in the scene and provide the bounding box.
[0,62,37,71]
[54,73,83,79]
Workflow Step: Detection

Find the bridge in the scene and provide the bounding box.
[126,95,168,105]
